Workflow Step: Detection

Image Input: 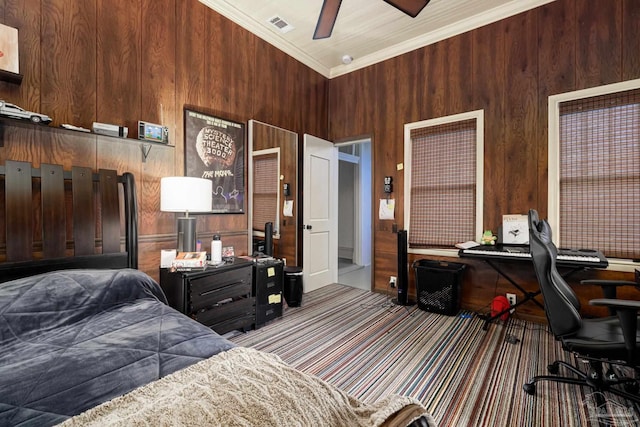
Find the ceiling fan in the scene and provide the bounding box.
[313,0,432,40]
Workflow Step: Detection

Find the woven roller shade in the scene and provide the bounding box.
[559,89,640,260]
[253,154,278,232]
[409,119,477,248]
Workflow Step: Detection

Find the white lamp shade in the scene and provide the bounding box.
[160,177,212,213]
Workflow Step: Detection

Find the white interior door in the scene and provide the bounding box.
[303,134,338,292]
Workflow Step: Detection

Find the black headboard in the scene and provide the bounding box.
[0,160,138,283]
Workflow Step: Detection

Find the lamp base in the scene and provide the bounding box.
[177,217,197,252]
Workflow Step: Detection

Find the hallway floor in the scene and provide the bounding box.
[337,258,371,291]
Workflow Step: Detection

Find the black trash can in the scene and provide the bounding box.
[413,259,466,315]
[283,266,303,307]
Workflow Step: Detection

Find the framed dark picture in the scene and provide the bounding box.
[184,108,245,213]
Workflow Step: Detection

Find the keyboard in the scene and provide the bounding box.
[459,245,608,269]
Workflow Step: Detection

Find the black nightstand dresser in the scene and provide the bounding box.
[160,258,255,334]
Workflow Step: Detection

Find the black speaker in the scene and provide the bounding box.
[264,222,274,256]
[393,229,414,306]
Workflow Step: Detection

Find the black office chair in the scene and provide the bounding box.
[523,209,640,403]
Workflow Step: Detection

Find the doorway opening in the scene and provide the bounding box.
[336,139,372,291]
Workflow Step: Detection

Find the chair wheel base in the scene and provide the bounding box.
[523,382,536,395]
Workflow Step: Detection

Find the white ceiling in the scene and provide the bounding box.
[199,0,555,78]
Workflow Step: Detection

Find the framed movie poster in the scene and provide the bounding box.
[184,108,245,213]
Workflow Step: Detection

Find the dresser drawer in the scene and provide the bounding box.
[188,268,252,311]
[195,297,255,332]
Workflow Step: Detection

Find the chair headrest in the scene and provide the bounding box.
[528,209,552,244]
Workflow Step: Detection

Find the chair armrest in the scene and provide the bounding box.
[589,298,640,310]
[581,280,638,307]
[590,298,640,362]
[581,279,637,287]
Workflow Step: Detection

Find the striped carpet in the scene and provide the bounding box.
[230,284,640,426]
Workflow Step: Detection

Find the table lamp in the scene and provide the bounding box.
[161,177,212,252]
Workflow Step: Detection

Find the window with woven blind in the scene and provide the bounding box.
[557,88,640,261]
[252,153,279,233]
[405,110,484,251]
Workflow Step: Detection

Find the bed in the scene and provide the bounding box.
[0,161,434,426]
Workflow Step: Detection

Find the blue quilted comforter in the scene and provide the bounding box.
[0,269,236,426]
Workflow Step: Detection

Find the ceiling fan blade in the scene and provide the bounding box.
[383,0,431,18]
[313,0,343,40]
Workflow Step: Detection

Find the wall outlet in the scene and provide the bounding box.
[390,276,397,288]
[506,293,516,313]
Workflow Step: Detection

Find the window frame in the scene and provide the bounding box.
[404,109,484,256]
[548,78,640,272]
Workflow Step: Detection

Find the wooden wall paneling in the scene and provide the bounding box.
[175,0,209,173]
[207,13,237,117]
[373,227,399,293]
[374,59,401,233]
[443,33,474,116]
[327,73,351,139]
[273,51,299,132]
[536,0,576,218]
[226,20,255,120]
[424,41,447,119]
[96,138,142,177]
[310,69,330,138]
[622,0,640,80]
[328,66,375,140]
[252,39,275,126]
[503,11,539,215]
[41,0,97,128]
[372,60,400,292]
[140,0,177,143]
[139,239,167,282]
[273,53,296,133]
[395,49,422,125]
[96,0,142,132]
[392,51,422,244]
[39,130,97,170]
[1,0,40,110]
[575,0,622,89]
[283,55,306,133]
[252,43,307,134]
[140,145,175,237]
[472,21,507,231]
[291,57,308,136]
[0,124,38,165]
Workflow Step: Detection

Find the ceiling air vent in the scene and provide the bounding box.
[267,15,295,34]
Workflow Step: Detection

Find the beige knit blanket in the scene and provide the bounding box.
[61,347,434,427]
